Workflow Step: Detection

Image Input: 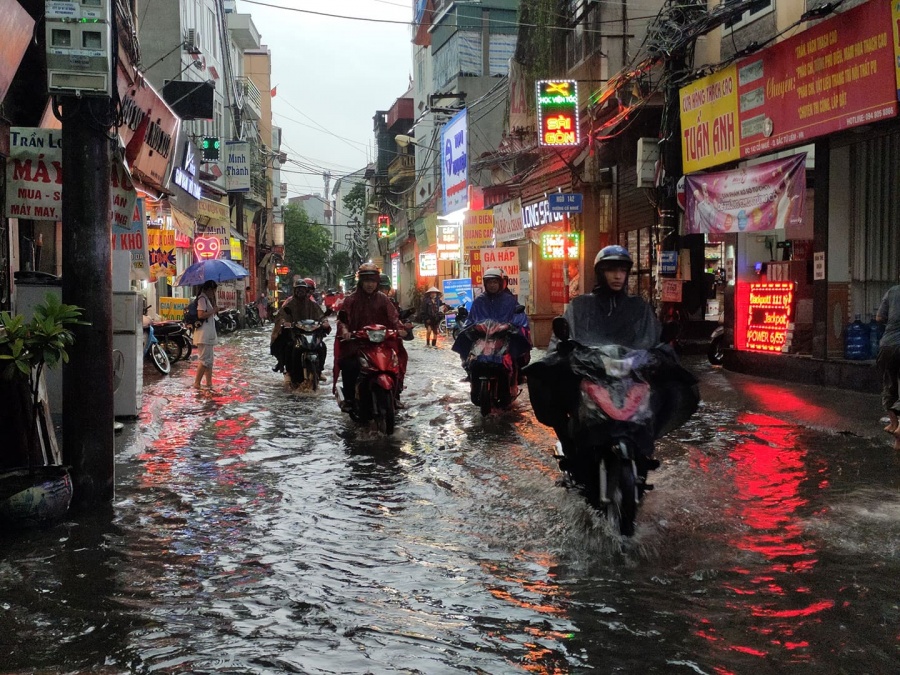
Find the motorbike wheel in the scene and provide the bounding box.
[182,337,193,361]
[374,388,395,434]
[304,357,318,392]
[603,457,637,537]
[479,379,491,417]
[708,334,725,365]
[162,337,183,363]
[149,342,171,375]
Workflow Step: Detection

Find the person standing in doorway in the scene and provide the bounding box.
[876,282,900,449]
[567,261,581,299]
[193,280,218,390]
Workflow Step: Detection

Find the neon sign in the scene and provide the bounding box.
[742,282,794,353]
[540,232,579,260]
[194,235,221,260]
[377,215,392,238]
[536,80,580,147]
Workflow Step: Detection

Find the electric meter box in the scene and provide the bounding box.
[45,0,113,97]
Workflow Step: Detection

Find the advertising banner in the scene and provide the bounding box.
[147,229,176,281]
[419,252,438,276]
[159,297,189,321]
[493,198,525,242]
[462,210,494,250]
[111,196,150,280]
[6,127,62,220]
[476,247,520,296]
[684,154,807,234]
[225,141,251,192]
[508,59,532,132]
[440,109,468,215]
[536,79,580,147]
[198,197,229,222]
[441,278,474,310]
[680,0,898,172]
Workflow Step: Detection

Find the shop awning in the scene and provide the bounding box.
[171,206,195,238]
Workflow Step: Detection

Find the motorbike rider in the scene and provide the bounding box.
[548,245,662,475]
[334,263,408,407]
[452,267,532,380]
[378,272,412,393]
[271,278,330,380]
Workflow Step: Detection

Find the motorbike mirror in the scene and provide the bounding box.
[551,316,570,341]
[514,304,526,314]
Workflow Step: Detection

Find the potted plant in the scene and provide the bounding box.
[0,293,87,527]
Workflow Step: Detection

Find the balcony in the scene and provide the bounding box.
[227,13,261,51]
[237,76,261,120]
[388,154,415,187]
[387,97,414,133]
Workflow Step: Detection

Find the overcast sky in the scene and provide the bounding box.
[239,0,413,199]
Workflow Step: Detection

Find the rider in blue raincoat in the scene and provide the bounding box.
[452,268,532,375]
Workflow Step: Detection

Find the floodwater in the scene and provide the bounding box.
[2,326,900,674]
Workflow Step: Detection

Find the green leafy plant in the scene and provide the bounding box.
[0,293,88,461]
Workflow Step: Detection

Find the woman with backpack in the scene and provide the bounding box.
[192,280,218,390]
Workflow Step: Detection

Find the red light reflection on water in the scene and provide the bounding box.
[691,409,834,664]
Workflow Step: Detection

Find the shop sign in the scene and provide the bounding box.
[536,80,579,147]
[159,297,189,321]
[0,0,34,109]
[440,109,468,215]
[437,223,460,260]
[522,198,565,230]
[680,0,898,173]
[390,253,400,290]
[117,67,177,188]
[216,285,237,311]
[441,278,474,309]
[493,198,525,242]
[111,194,150,281]
[275,265,290,275]
[474,247,520,296]
[660,250,678,274]
[894,1,900,100]
[230,237,242,261]
[225,140,250,192]
[462,210,494,250]
[197,197,229,222]
[148,229,176,281]
[540,232,579,260]
[739,282,794,353]
[419,252,438,276]
[195,220,229,257]
[509,59,532,133]
[5,127,62,219]
[660,278,683,303]
[172,140,201,199]
[685,154,806,234]
[194,235,222,260]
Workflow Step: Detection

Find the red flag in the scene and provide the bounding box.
[270,86,277,98]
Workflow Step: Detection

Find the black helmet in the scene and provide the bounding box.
[594,245,633,271]
[378,273,391,289]
[293,279,309,290]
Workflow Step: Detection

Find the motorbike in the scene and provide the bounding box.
[460,314,528,416]
[338,324,404,435]
[523,317,699,536]
[143,323,171,375]
[287,319,328,391]
[150,320,192,363]
[448,306,469,340]
[216,308,239,334]
[244,303,264,328]
[708,324,725,365]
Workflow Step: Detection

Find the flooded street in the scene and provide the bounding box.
[3,326,900,674]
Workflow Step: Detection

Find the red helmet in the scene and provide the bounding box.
[303,277,316,290]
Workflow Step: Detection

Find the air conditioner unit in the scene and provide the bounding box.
[185,29,202,54]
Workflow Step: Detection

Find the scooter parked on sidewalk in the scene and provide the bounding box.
[151,320,192,363]
[143,323,170,375]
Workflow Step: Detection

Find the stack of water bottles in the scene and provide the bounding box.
[844,314,870,360]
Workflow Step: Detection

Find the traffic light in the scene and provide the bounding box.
[201,136,220,161]
[377,215,392,238]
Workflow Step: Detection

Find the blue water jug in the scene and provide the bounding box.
[869,311,884,359]
[844,314,870,360]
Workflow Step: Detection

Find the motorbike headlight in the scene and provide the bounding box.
[367,329,386,343]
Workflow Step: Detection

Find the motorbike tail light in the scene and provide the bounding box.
[367,329,386,343]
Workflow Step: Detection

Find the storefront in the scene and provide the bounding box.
[678,0,900,381]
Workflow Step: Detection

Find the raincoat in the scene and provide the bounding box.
[452,290,531,360]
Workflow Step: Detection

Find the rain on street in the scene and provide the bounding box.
[2,325,900,674]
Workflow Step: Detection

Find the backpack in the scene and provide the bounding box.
[183,295,202,327]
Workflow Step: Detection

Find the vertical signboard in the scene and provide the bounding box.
[225,140,250,192]
[440,109,468,216]
[477,247,520,296]
[462,210,494,251]
[493,198,525,243]
[436,223,461,260]
[536,80,579,147]
[148,229,176,281]
[111,195,150,280]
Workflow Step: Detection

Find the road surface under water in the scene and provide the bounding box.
[2,325,899,673]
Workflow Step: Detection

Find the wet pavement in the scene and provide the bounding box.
[2,325,900,674]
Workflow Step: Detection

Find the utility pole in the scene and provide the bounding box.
[61,95,115,507]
